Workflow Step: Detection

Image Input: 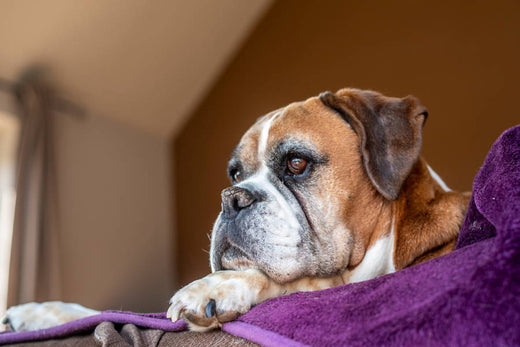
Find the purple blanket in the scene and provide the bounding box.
[1,125,519,346]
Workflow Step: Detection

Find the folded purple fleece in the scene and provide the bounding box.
[1,125,519,346]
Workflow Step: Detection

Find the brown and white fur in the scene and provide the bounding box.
[2,88,469,332]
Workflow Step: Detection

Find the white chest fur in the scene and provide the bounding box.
[345,223,396,283]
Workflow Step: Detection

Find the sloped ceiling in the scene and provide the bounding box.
[0,0,272,138]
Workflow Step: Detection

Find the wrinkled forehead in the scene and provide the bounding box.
[231,96,355,168]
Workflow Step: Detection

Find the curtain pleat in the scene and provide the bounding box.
[7,73,61,306]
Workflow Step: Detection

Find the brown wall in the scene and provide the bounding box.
[173,0,520,286]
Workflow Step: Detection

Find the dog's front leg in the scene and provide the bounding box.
[2,302,99,332]
[167,269,343,331]
[167,269,279,331]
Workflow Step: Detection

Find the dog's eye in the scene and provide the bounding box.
[232,170,242,183]
[287,157,307,175]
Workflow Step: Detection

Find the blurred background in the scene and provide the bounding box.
[0,0,518,319]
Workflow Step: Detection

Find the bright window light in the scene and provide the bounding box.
[0,110,19,318]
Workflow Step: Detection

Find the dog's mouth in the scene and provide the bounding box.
[221,246,258,271]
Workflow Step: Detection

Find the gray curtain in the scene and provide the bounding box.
[7,71,61,306]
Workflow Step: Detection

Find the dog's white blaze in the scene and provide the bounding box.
[348,219,396,283]
[257,111,281,161]
[238,108,300,242]
[427,165,451,192]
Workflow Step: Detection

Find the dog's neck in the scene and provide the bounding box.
[342,158,469,282]
[392,158,470,269]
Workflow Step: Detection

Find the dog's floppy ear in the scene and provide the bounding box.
[319,89,428,200]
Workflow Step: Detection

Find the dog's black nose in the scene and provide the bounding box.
[221,186,256,218]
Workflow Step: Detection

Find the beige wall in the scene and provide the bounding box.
[54,111,174,312]
[174,0,520,285]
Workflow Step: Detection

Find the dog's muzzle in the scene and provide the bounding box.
[210,177,310,282]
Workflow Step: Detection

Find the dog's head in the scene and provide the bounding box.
[210,88,427,283]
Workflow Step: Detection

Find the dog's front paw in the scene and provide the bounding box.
[167,269,273,331]
[2,301,99,332]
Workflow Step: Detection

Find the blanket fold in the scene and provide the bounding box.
[0,312,186,345]
[1,125,519,346]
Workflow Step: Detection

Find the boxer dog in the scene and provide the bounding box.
[2,88,469,332]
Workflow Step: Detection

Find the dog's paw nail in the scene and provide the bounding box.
[168,305,182,322]
[205,299,216,318]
